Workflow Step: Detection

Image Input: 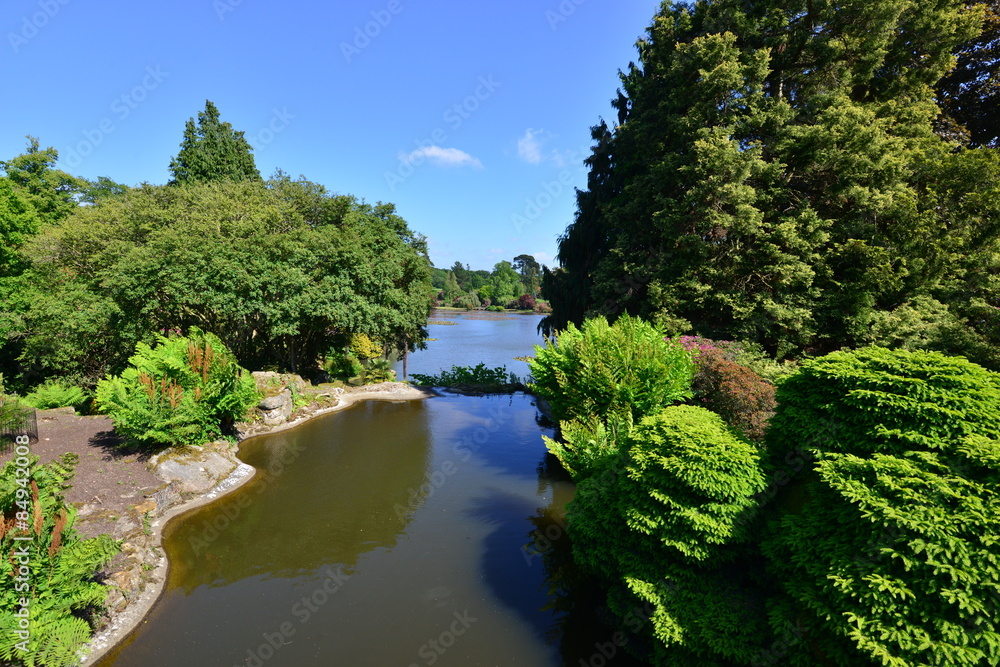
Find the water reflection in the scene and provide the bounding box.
[97,394,574,667]
[167,400,433,590]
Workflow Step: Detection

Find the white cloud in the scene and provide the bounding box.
[516,128,581,168]
[532,251,554,266]
[401,145,483,169]
[517,128,546,164]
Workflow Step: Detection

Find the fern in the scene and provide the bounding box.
[0,455,121,666]
[95,327,260,449]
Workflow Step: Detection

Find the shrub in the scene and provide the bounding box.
[529,315,694,425]
[517,294,536,311]
[361,359,396,384]
[96,328,260,449]
[762,347,1000,666]
[569,405,769,664]
[486,305,504,312]
[323,350,364,380]
[0,454,120,666]
[690,347,776,443]
[543,413,632,480]
[349,333,383,361]
[410,363,516,387]
[22,380,89,412]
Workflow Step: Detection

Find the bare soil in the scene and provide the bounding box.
[0,408,164,539]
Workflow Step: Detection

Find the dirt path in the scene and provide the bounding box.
[0,408,164,539]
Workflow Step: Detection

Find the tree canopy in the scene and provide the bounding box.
[10,176,430,384]
[544,0,1000,369]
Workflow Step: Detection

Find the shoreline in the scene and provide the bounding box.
[77,382,434,666]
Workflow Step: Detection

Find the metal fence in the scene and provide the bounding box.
[0,399,38,455]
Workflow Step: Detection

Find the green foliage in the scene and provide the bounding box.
[360,359,396,384]
[763,347,1000,665]
[513,253,541,295]
[323,350,364,381]
[78,176,130,205]
[485,305,504,312]
[22,381,89,412]
[19,178,431,377]
[410,363,516,387]
[0,136,84,226]
[0,454,120,666]
[0,176,39,279]
[489,260,524,303]
[0,397,31,436]
[544,0,1000,367]
[168,100,261,185]
[936,1,1000,147]
[529,315,694,425]
[349,333,383,361]
[95,328,259,449]
[569,406,769,664]
[543,412,632,480]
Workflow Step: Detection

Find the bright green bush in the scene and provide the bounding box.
[542,413,632,480]
[763,347,1000,666]
[361,359,396,384]
[323,349,364,380]
[529,314,694,425]
[96,328,259,449]
[22,381,89,412]
[349,333,383,361]
[569,405,769,664]
[0,454,120,666]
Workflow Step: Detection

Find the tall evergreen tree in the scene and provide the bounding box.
[546,0,999,366]
[168,100,261,185]
[936,0,1000,147]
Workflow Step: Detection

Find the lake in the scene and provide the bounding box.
[392,309,546,381]
[95,311,647,666]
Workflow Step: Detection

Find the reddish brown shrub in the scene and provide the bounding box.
[691,348,776,443]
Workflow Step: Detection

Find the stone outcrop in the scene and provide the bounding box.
[258,387,292,425]
[148,447,239,494]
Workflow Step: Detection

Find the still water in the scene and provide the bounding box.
[393,310,546,381]
[97,312,647,666]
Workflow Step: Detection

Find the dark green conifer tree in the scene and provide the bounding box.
[168,100,261,185]
[546,0,999,365]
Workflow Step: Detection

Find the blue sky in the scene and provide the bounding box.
[2,0,663,271]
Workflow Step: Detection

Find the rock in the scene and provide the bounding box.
[151,485,181,515]
[109,571,133,592]
[258,388,293,425]
[133,499,156,515]
[153,451,238,494]
[113,515,139,539]
[259,388,291,411]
